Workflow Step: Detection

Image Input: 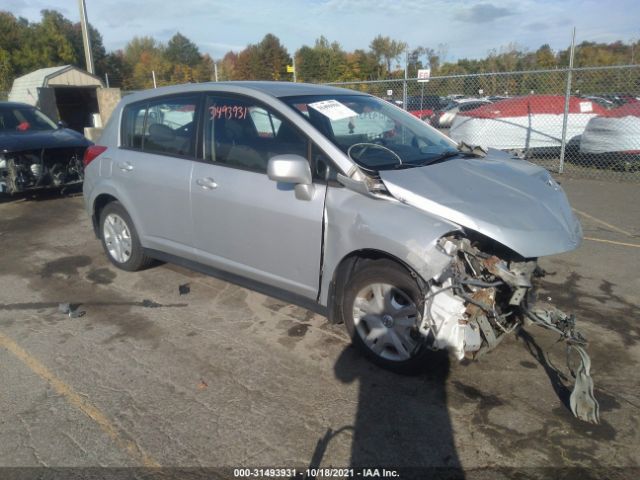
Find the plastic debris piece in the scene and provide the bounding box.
[69,309,86,318]
[59,303,85,318]
[569,345,600,424]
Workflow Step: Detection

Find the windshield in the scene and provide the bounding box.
[0,105,58,132]
[283,94,457,171]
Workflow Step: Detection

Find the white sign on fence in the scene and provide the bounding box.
[386,89,393,96]
[417,68,431,82]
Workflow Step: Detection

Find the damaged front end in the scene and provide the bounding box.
[0,147,85,194]
[422,234,599,423]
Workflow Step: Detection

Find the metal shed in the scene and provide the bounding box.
[8,65,104,132]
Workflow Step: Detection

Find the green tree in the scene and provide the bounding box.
[535,44,556,69]
[165,32,202,67]
[234,34,290,80]
[369,35,408,76]
[296,36,348,82]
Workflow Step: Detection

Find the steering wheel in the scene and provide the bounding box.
[346,142,403,171]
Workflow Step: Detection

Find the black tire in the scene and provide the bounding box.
[342,259,428,373]
[99,201,153,271]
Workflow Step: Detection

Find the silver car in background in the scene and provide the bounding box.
[83,82,599,423]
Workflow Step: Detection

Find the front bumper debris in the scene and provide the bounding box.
[524,308,600,423]
[420,235,600,423]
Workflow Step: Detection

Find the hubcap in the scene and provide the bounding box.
[352,283,419,362]
[103,213,132,264]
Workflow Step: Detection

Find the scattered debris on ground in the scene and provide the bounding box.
[58,303,85,318]
[197,379,208,390]
[179,283,191,296]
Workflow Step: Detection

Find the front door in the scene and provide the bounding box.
[190,94,326,299]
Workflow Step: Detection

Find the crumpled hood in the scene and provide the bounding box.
[1,128,91,153]
[379,151,582,258]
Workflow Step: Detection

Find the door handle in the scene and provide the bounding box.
[196,177,218,190]
[117,161,133,172]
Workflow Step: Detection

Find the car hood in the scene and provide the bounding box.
[1,128,91,153]
[379,151,582,258]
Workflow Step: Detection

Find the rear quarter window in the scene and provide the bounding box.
[121,96,198,157]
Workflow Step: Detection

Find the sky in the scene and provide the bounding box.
[4,0,640,62]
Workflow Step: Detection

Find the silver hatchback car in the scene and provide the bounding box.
[83,82,598,422]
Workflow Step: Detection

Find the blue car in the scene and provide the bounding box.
[0,101,91,194]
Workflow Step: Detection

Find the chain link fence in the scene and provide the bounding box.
[327,65,640,181]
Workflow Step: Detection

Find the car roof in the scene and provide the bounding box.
[0,101,36,109]
[122,81,366,104]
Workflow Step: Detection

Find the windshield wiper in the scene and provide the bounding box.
[421,150,461,166]
[422,142,489,166]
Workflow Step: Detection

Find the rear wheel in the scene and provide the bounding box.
[342,259,428,372]
[99,201,153,271]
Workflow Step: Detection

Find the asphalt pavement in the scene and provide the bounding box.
[0,177,638,479]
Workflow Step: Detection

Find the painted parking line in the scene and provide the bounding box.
[584,237,640,249]
[0,331,160,467]
[573,208,636,238]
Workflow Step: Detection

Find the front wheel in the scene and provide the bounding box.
[342,259,428,372]
[99,201,153,271]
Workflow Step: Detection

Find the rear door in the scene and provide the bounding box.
[190,93,327,299]
[114,94,200,257]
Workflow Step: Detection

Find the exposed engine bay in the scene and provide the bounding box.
[0,147,84,194]
[421,234,599,423]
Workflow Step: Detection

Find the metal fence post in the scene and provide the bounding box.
[559,27,576,174]
[403,52,408,110]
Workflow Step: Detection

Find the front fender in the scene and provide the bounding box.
[319,187,461,306]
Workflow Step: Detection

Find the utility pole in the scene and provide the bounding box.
[78,0,94,74]
[559,27,576,174]
[152,70,157,88]
[214,61,218,82]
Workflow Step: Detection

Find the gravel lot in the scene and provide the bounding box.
[0,177,638,479]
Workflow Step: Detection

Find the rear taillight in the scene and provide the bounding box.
[83,145,107,167]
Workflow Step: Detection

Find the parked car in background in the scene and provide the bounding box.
[579,101,640,169]
[449,95,607,154]
[430,99,493,128]
[406,95,449,120]
[81,82,597,422]
[0,101,91,194]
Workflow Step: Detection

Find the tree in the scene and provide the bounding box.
[234,34,291,80]
[0,48,11,92]
[535,44,556,69]
[296,36,348,82]
[100,50,129,87]
[165,32,201,67]
[369,35,408,75]
[218,51,238,81]
[122,36,170,89]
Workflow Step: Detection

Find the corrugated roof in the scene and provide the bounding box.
[8,65,103,106]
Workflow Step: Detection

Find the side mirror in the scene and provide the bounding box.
[57,120,68,129]
[267,154,315,201]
